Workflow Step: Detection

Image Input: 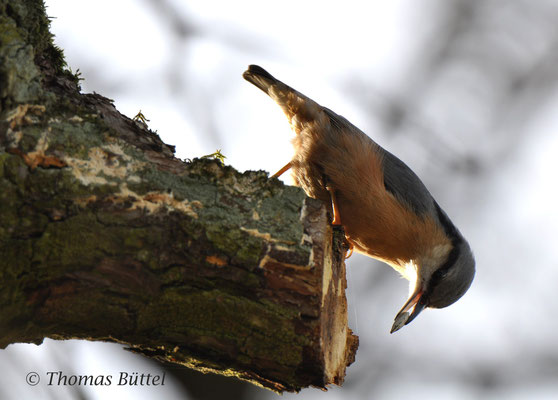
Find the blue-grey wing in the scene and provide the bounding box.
[381,149,434,216]
[323,107,435,216]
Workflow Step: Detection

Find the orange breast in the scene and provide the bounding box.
[326,141,449,265]
[335,146,450,266]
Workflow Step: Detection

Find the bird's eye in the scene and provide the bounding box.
[432,267,448,282]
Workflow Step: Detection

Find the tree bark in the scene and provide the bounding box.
[0,0,358,393]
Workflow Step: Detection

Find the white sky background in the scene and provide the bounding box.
[3,0,558,399]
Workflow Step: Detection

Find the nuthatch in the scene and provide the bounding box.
[243,65,475,333]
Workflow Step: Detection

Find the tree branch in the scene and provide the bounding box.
[0,0,358,392]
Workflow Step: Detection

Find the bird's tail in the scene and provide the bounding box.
[243,65,323,133]
[242,65,280,95]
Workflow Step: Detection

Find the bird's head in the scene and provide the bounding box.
[391,216,475,333]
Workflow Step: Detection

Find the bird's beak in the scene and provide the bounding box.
[390,288,427,333]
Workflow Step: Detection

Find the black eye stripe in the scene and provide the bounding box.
[430,246,458,284]
[425,202,462,296]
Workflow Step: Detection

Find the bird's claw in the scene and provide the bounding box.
[343,238,354,259]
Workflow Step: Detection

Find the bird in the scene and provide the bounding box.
[242,64,475,333]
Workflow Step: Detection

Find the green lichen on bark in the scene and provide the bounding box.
[138,288,308,366]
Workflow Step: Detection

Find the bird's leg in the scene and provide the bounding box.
[326,184,342,225]
[326,184,354,259]
[272,161,292,178]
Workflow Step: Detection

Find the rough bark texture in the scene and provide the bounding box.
[0,0,358,393]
